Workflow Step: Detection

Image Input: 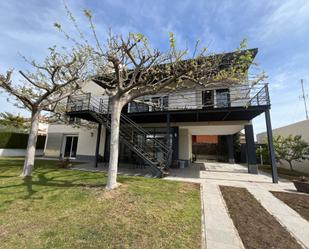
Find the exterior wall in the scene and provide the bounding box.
[257,119,309,173]
[193,135,218,144]
[81,81,106,96]
[168,89,199,110]
[178,128,192,162]
[45,123,106,160]
[229,85,250,107]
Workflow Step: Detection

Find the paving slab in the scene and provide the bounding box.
[167,162,309,249]
[202,183,245,249]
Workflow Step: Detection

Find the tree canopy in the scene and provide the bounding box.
[273,135,309,170]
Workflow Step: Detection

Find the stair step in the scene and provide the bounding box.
[70,101,172,177]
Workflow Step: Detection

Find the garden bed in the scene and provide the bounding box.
[220,186,302,249]
[271,191,309,222]
[259,165,309,180]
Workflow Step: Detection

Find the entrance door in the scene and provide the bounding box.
[63,136,78,158]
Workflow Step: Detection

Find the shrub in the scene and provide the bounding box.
[0,132,46,149]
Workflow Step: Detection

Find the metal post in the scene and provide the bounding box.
[94,123,102,168]
[244,124,258,174]
[300,79,308,119]
[227,135,235,164]
[265,109,278,183]
[166,113,171,166]
[166,113,171,147]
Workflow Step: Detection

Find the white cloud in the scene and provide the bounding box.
[251,0,309,44]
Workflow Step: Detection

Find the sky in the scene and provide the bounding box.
[0,0,309,136]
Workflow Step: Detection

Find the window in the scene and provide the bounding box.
[128,96,169,113]
[216,89,230,108]
[202,90,214,108]
[128,101,149,113]
[69,116,81,125]
[150,96,169,111]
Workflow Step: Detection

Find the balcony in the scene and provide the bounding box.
[66,83,271,123]
[126,83,270,113]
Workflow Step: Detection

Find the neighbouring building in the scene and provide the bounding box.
[257,119,309,173]
[44,48,279,182]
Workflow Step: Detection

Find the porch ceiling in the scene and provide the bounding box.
[182,124,244,135]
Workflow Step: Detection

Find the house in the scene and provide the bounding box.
[44,48,279,182]
[257,119,309,173]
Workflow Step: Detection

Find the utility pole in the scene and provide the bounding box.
[300,79,308,120]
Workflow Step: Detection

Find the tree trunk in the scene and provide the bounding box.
[21,109,40,177]
[106,97,124,190]
[288,161,294,171]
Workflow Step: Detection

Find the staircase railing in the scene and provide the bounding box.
[67,94,172,172]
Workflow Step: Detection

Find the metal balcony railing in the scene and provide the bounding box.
[126,83,270,113]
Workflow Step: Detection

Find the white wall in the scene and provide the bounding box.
[257,119,309,173]
[45,123,106,158]
[178,128,192,161]
[168,89,199,110]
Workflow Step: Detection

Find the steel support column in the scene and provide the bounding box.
[244,124,258,174]
[265,109,278,183]
[94,123,102,168]
[227,135,235,164]
[166,113,171,167]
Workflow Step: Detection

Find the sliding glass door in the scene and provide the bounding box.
[63,136,78,158]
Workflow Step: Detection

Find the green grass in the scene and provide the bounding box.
[259,164,309,180]
[0,158,201,249]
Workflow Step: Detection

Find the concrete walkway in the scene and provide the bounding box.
[166,162,309,249]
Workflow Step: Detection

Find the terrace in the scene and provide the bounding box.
[66,83,270,123]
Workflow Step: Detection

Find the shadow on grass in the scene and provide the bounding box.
[1,167,152,203]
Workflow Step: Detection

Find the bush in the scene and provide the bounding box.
[256,145,270,165]
[0,132,46,149]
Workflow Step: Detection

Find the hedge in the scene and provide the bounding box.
[0,132,46,149]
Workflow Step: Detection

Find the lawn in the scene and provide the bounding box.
[0,158,201,249]
[259,164,309,180]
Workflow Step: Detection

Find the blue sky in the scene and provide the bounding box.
[0,0,308,135]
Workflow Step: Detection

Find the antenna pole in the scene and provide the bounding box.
[300,79,308,119]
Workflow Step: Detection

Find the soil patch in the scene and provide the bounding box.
[271,191,309,222]
[220,186,302,249]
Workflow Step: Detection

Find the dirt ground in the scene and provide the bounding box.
[272,191,309,222]
[220,186,303,249]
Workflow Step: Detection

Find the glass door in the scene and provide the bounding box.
[216,89,230,108]
[63,136,78,158]
[202,90,214,108]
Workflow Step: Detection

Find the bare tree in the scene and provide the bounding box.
[55,8,265,189]
[0,46,88,177]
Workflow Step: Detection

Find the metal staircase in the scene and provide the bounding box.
[66,93,172,177]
